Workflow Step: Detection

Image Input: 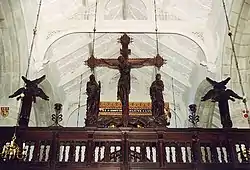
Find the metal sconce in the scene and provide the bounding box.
[188,104,199,128]
[51,103,63,127]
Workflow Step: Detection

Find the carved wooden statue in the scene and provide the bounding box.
[150,73,165,117]
[85,33,165,127]
[201,77,244,128]
[86,74,101,126]
[9,75,49,127]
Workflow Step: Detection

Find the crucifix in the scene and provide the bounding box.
[85,33,165,127]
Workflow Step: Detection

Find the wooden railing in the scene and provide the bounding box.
[0,127,250,170]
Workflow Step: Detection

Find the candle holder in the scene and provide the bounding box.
[0,134,26,161]
[188,104,199,127]
[51,103,63,127]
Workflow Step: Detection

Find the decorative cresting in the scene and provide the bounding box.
[96,102,171,128]
[201,77,245,128]
[9,75,49,127]
[188,104,199,127]
[51,103,63,127]
[85,33,165,127]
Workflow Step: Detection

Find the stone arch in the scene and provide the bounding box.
[32,79,57,126]
[43,31,207,62]
[194,79,215,128]
[0,0,29,126]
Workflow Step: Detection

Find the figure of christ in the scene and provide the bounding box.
[98,55,155,125]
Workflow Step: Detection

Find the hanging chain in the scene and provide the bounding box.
[16,0,42,130]
[153,0,159,55]
[91,0,98,73]
[171,77,177,128]
[25,0,43,78]
[222,0,248,111]
[77,74,83,127]
[153,0,160,74]
[76,0,99,125]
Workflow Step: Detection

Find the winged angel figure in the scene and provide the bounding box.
[201,77,243,102]
[9,75,49,102]
[201,77,245,128]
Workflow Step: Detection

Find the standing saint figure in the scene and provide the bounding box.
[201,77,245,128]
[86,74,101,118]
[150,74,165,117]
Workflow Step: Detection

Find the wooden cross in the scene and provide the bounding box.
[85,33,165,126]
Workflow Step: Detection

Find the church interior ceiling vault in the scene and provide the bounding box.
[2,0,245,128]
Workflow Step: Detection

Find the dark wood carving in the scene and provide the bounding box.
[150,73,165,117]
[85,33,165,127]
[9,75,49,127]
[201,77,244,128]
[0,127,249,170]
[96,114,171,128]
[85,74,101,126]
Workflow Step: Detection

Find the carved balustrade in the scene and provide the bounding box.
[0,127,249,170]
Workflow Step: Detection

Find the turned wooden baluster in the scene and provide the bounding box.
[204,145,210,163]
[39,141,45,161]
[80,141,86,162]
[24,141,31,161]
[185,142,192,163]
[219,142,226,163]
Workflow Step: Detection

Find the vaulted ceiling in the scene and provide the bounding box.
[0,0,236,127]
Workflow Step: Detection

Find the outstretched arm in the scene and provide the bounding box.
[85,57,119,69]
[100,59,119,69]
[130,58,154,68]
